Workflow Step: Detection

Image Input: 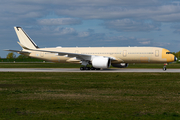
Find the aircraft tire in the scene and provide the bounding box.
[80,67,85,71]
[163,67,167,71]
[91,67,95,70]
[85,67,90,70]
[95,68,101,70]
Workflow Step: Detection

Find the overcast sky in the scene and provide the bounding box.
[1,0,180,57]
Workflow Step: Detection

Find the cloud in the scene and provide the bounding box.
[102,36,153,46]
[55,27,77,35]
[13,0,163,7]
[174,29,180,34]
[77,29,95,37]
[155,42,171,47]
[55,4,180,22]
[137,38,152,45]
[38,18,81,25]
[151,5,180,22]
[1,0,180,26]
[171,24,180,34]
[104,19,161,32]
[78,32,90,37]
[33,26,99,39]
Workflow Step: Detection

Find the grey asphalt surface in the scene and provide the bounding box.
[0,68,180,72]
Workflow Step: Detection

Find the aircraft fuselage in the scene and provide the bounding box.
[27,47,175,64]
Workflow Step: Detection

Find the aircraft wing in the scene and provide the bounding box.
[4,49,30,54]
[25,48,92,60]
[25,48,117,61]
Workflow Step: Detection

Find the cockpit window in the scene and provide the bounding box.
[166,52,172,54]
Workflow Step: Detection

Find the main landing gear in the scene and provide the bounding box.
[80,67,101,71]
[163,63,167,71]
[80,60,101,71]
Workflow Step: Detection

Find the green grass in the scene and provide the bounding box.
[0,72,180,119]
[0,63,80,68]
[0,62,180,69]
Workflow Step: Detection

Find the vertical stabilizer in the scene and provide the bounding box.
[14,27,39,49]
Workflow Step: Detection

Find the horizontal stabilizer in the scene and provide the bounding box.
[4,49,30,54]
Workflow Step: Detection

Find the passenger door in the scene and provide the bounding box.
[155,50,159,57]
[123,50,127,57]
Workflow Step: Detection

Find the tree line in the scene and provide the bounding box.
[6,52,30,59]
[0,53,44,62]
[173,51,180,58]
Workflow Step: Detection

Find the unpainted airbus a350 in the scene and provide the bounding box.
[5,27,177,71]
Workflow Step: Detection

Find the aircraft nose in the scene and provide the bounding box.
[174,56,177,62]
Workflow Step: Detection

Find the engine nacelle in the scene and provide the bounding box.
[92,57,111,68]
[111,63,128,68]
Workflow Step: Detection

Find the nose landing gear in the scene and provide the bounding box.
[163,63,167,71]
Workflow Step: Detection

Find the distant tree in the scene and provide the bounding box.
[172,52,176,56]
[6,52,16,59]
[17,54,30,59]
[175,51,180,58]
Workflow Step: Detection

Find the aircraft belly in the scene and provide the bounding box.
[140,57,149,63]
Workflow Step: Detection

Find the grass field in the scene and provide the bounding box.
[0,72,180,119]
[0,62,180,69]
[0,63,80,68]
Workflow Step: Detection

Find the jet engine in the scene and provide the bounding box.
[111,63,128,68]
[92,57,111,68]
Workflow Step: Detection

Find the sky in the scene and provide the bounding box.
[1,0,180,58]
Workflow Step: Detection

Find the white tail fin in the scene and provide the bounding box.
[14,27,39,49]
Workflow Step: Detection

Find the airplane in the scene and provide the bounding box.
[5,27,177,71]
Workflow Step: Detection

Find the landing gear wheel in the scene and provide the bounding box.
[91,67,95,70]
[163,67,167,71]
[85,67,90,70]
[80,67,85,71]
[163,63,167,71]
[95,68,101,70]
